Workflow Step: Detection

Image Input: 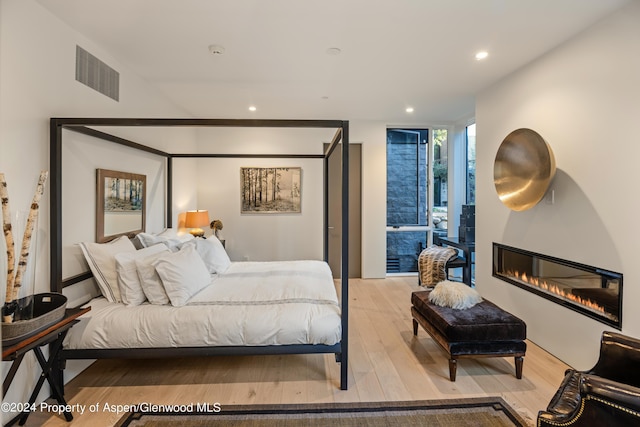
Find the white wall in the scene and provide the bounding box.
[350,121,387,279]
[191,123,391,277]
[476,1,640,369]
[197,156,323,262]
[0,0,195,414]
[187,123,389,276]
[190,127,330,263]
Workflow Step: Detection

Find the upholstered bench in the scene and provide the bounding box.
[411,290,526,381]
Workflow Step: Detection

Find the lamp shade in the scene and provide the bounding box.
[185,210,210,228]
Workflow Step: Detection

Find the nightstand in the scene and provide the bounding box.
[2,307,90,426]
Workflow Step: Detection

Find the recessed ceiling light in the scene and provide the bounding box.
[475,51,489,60]
[406,107,414,113]
[248,106,257,112]
[208,44,225,55]
[326,47,342,56]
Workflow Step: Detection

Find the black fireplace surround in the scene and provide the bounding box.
[493,243,622,329]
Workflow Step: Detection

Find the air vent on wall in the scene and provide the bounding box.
[75,45,120,101]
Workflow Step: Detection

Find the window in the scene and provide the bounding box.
[386,129,428,226]
[385,127,453,274]
[466,124,476,205]
[433,129,448,208]
[386,128,431,274]
[385,127,452,273]
[432,128,448,241]
[464,123,477,284]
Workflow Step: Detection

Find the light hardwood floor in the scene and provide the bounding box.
[29,276,570,426]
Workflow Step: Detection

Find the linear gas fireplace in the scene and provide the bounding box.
[493,243,622,329]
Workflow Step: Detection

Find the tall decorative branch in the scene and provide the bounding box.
[0,173,16,309]
[12,171,48,302]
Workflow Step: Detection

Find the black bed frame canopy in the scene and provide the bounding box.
[49,117,350,390]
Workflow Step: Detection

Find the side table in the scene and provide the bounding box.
[2,307,90,426]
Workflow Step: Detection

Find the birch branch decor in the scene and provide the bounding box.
[1,171,48,323]
[0,173,16,317]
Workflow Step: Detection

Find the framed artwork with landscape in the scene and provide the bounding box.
[241,167,301,214]
[96,168,146,242]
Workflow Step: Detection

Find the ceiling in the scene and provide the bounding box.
[37,0,629,124]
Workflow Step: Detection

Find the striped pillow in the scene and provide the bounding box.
[79,236,136,302]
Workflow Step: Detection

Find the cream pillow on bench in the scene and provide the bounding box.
[428,280,482,310]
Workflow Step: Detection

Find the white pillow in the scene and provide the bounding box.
[136,231,194,251]
[152,244,212,307]
[428,280,483,310]
[136,254,171,305]
[187,237,231,274]
[156,228,179,238]
[135,229,177,247]
[79,236,137,303]
[115,244,169,306]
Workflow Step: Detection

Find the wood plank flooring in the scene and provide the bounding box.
[27,277,570,426]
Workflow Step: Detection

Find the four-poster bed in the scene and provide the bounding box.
[49,118,350,390]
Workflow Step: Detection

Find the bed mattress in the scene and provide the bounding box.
[64,260,341,349]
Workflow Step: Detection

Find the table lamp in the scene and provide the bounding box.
[185,210,209,238]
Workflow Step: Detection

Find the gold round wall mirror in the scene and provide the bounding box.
[493,128,556,211]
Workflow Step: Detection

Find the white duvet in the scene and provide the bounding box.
[64,260,342,349]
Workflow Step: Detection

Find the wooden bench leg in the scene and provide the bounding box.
[449,358,457,381]
[412,319,419,336]
[515,356,524,379]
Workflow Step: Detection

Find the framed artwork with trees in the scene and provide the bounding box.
[240,167,301,214]
[96,168,146,242]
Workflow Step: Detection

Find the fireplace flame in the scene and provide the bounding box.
[505,270,607,315]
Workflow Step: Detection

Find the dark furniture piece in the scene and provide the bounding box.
[50,118,350,390]
[411,290,526,381]
[434,235,475,286]
[2,307,90,426]
[537,331,640,427]
[444,256,468,281]
[457,204,475,243]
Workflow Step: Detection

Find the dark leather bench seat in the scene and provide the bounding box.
[411,290,526,381]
